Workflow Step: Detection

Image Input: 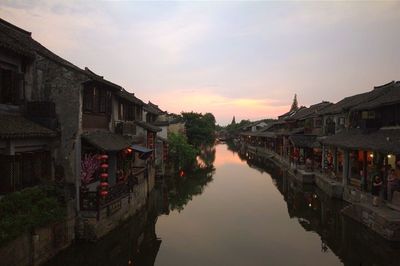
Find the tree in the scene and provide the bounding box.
[168,132,198,170]
[181,112,216,147]
[290,94,298,112]
[231,116,236,125]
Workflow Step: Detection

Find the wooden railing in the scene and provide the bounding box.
[80,166,147,213]
[102,182,129,206]
[80,191,98,211]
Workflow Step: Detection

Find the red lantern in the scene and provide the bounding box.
[100,154,109,160]
[100,182,109,188]
[100,190,108,197]
[101,163,109,169]
[100,173,108,179]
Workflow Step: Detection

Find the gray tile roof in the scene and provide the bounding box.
[0,18,125,92]
[0,114,56,139]
[116,89,144,105]
[320,84,390,115]
[289,135,320,148]
[320,128,400,154]
[352,81,400,111]
[0,18,85,74]
[82,131,136,152]
[286,102,332,120]
[144,102,164,115]
[135,121,162,132]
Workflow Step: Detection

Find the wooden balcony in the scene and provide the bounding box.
[79,166,147,216]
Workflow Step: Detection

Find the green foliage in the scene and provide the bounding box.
[181,112,216,147]
[0,186,66,246]
[167,146,215,212]
[290,94,298,112]
[168,132,198,170]
[225,119,251,133]
[231,116,236,125]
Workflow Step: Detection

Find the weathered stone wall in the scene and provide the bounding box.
[78,171,156,239]
[314,173,344,199]
[33,54,87,185]
[0,217,75,266]
[0,234,31,266]
[342,203,400,241]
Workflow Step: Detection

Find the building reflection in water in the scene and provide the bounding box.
[46,144,400,266]
[44,186,163,266]
[165,146,216,212]
[44,146,216,266]
[239,148,400,266]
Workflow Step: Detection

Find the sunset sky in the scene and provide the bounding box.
[1,1,400,125]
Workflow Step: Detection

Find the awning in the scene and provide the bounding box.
[289,135,320,148]
[131,144,153,160]
[320,128,400,154]
[82,131,132,152]
[0,114,57,139]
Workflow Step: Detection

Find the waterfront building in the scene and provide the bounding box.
[239,81,400,240]
[0,18,170,264]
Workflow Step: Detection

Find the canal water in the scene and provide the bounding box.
[46,144,400,266]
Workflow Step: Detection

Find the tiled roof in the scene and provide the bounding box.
[82,131,134,152]
[0,114,56,139]
[320,128,400,154]
[116,89,144,105]
[83,68,122,91]
[320,84,390,115]
[278,108,299,120]
[0,18,124,91]
[144,102,164,115]
[276,127,304,136]
[289,135,320,148]
[287,102,332,120]
[135,121,162,132]
[152,120,170,126]
[352,81,400,111]
[0,18,85,74]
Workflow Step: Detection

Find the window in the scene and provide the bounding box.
[106,91,112,114]
[126,104,134,121]
[314,118,322,128]
[118,102,124,120]
[0,67,24,105]
[92,87,99,112]
[0,151,51,194]
[83,86,110,114]
[136,106,142,120]
[99,88,106,113]
[83,87,94,111]
[362,111,375,119]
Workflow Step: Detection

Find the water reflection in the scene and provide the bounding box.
[167,146,216,212]
[44,188,164,266]
[242,149,400,266]
[45,145,400,266]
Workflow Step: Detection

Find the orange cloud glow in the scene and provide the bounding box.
[152,89,289,124]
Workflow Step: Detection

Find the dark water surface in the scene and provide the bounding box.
[46,144,400,266]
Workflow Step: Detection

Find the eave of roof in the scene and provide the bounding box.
[0,114,57,139]
[320,128,400,154]
[116,89,144,105]
[289,135,320,148]
[82,131,134,152]
[351,81,400,111]
[136,121,162,132]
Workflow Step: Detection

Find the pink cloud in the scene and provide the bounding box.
[151,89,289,125]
